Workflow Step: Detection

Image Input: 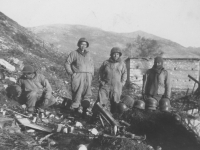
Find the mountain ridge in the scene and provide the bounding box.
[29,24,200,66]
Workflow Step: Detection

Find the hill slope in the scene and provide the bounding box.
[0,12,69,93]
[30,24,200,66]
[0,12,65,67]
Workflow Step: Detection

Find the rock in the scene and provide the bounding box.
[5,76,17,83]
[0,59,15,72]
[89,128,98,135]
[77,144,88,150]
[0,115,13,128]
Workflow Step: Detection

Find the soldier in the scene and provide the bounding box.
[94,47,127,114]
[64,37,94,118]
[142,56,171,104]
[16,65,56,114]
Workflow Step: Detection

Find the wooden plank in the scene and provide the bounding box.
[16,117,52,133]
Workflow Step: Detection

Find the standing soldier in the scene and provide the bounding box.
[65,37,94,118]
[142,56,171,110]
[94,47,127,114]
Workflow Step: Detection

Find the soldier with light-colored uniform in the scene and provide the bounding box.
[94,47,127,114]
[65,37,94,117]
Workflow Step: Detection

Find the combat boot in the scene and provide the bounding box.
[82,107,87,119]
[70,107,80,117]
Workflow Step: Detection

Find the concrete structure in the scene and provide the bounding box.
[125,58,200,91]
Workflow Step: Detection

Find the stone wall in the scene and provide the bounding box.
[125,58,200,91]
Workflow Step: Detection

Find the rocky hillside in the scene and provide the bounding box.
[0,12,69,97]
[30,24,200,67]
[1,11,73,67]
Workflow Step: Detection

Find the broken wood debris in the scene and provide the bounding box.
[15,117,53,133]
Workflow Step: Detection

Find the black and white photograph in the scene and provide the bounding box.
[0,0,200,149]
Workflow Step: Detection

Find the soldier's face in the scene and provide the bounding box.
[155,62,162,67]
[79,42,87,51]
[112,53,120,61]
[23,73,34,79]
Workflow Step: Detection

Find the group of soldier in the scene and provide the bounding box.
[14,37,172,120]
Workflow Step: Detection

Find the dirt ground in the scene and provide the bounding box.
[0,88,200,150]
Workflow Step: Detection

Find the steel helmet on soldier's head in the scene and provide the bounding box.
[22,65,35,74]
[154,56,163,65]
[133,100,145,110]
[77,37,89,48]
[110,47,122,56]
[145,97,158,110]
[118,102,129,114]
[121,95,135,108]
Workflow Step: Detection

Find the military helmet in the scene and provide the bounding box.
[117,102,129,114]
[22,65,35,74]
[133,100,145,110]
[160,106,171,112]
[159,98,171,112]
[159,98,171,107]
[121,95,135,108]
[110,47,122,56]
[77,37,89,48]
[145,97,158,110]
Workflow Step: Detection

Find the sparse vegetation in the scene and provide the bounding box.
[124,36,163,58]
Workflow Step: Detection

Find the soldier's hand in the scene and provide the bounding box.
[142,94,147,101]
[99,81,105,86]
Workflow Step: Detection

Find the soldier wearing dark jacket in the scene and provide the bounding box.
[16,65,56,113]
[142,56,171,102]
[64,38,94,117]
[94,47,127,113]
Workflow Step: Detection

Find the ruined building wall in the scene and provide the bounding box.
[125,58,200,91]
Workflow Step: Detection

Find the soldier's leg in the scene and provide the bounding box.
[91,85,110,122]
[36,93,56,109]
[71,73,85,109]
[25,91,38,113]
[110,92,121,113]
[81,73,93,118]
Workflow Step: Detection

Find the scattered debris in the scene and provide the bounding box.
[16,117,53,133]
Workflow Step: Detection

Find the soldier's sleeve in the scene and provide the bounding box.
[165,70,171,99]
[121,62,127,86]
[98,61,106,82]
[91,56,95,76]
[40,74,52,100]
[142,71,149,95]
[16,78,22,97]
[64,52,74,75]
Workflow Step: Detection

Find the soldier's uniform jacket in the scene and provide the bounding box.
[98,58,127,104]
[143,68,171,99]
[65,49,94,75]
[16,73,53,100]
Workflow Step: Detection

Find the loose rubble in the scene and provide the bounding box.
[0,57,200,150]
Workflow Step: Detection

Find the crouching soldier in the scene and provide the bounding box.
[15,65,56,114]
[92,47,127,120]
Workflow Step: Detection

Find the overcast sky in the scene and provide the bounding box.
[0,0,200,47]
